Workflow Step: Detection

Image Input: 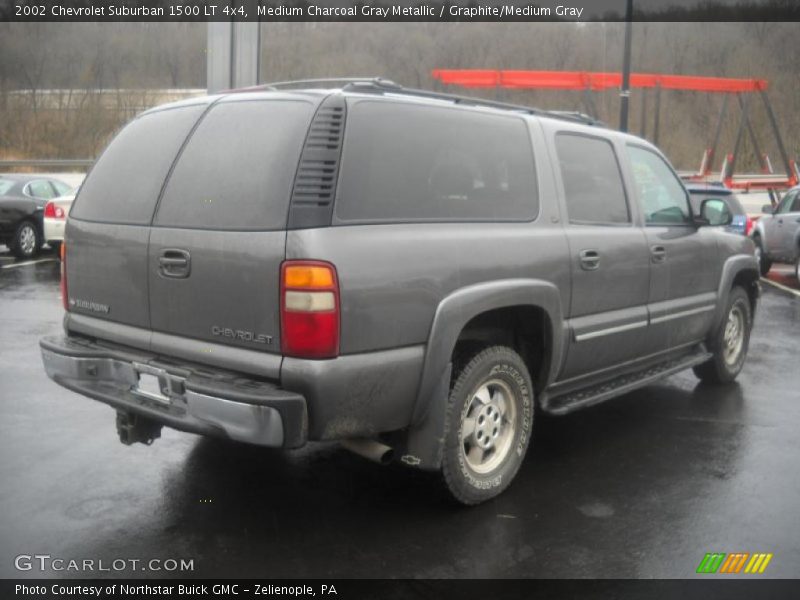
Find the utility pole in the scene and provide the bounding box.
[619,0,634,132]
[207,1,261,94]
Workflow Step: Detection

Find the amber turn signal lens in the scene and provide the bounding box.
[283,265,335,288]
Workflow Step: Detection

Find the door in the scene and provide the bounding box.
[552,132,652,381]
[764,191,796,258]
[148,97,317,355]
[624,144,720,352]
[775,191,800,261]
[65,104,208,333]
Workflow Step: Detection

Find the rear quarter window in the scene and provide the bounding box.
[153,99,315,231]
[70,105,207,225]
[335,101,538,223]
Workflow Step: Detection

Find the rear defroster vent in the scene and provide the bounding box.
[288,95,346,229]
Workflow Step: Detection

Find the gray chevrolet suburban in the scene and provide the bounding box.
[40,79,760,504]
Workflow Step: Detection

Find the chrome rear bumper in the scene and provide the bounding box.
[40,335,307,448]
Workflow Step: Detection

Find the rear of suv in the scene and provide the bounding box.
[41,79,759,504]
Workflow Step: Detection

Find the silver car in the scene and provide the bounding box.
[753,186,800,280]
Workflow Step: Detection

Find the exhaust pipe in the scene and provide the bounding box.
[341,439,394,465]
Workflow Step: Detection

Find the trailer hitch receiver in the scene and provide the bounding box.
[116,411,162,446]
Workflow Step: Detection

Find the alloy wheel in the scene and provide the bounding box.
[460,378,517,474]
[722,304,745,366]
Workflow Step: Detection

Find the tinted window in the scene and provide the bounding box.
[155,100,314,230]
[626,145,690,225]
[792,195,800,213]
[336,101,537,222]
[555,134,629,224]
[71,105,206,224]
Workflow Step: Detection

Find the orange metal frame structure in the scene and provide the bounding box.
[431,69,798,194]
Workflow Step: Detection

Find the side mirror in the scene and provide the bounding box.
[699,198,732,227]
[761,204,775,214]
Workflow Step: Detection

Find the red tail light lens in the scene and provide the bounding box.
[280,261,339,359]
[60,243,68,311]
[44,202,65,219]
[745,216,754,236]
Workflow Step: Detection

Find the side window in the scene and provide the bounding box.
[336,101,538,222]
[791,194,800,213]
[776,191,797,214]
[626,145,691,225]
[555,133,629,224]
[27,180,56,200]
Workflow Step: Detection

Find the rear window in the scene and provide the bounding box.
[335,101,538,223]
[52,181,72,196]
[154,99,314,230]
[70,105,206,225]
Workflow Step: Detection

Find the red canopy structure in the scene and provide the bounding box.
[432,69,768,94]
[431,69,797,193]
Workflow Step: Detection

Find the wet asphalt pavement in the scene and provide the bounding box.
[0,248,798,579]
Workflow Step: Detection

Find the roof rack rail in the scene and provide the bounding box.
[229,77,603,127]
[230,77,400,93]
[340,80,603,126]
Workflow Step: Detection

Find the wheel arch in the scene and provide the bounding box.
[713,254,760,332]
[400,279,565,470]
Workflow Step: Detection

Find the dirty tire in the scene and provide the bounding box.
[441,346,533,505]
[693,286,752,384]
[753,236,771,276]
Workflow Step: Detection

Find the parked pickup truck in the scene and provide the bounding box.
[40,79,759,504]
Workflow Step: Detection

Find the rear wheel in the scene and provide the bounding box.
[441,346,533,505]
[11,220,41,259]
[693,286,752,384]
[753,236,771,276]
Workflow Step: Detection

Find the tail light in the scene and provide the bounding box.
[745,216,754,236]
[60,242,68,311]
[44,202,65,219]
[280,260,340,359]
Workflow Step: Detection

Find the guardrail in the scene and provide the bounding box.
[0,159,94,170]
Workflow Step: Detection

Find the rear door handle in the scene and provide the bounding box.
[579,249,600,271]
[158,249,191,279]
[651,245,667,263]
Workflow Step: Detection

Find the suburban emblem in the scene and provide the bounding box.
[68,298,110,314]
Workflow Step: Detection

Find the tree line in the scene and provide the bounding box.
[1,21,798,173]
